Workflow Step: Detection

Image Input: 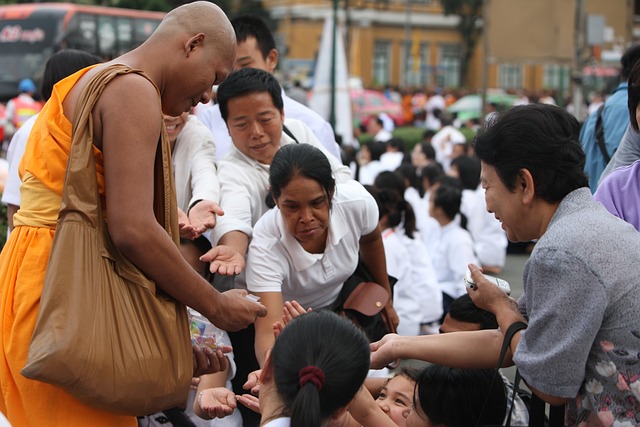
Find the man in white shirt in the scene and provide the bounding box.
[367,116,392,143]
[201,68,350,274]
[431,116,467,172]
[196,15,341,161]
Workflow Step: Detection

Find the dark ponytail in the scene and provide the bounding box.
[270,311,370,427]
[370,187,417,239]
[290,371,323,427]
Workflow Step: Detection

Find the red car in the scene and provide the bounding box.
[350,89,406,127]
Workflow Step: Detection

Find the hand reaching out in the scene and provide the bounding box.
[236,393,260,413]
[192,344,232,377]
[188,200,224,235]
[369,333,399,370]
[272,300,311,339]
[235,369,262,413]
[178,208,199,240]
[200,245,245,276]
[197,387,237,419]
[243,369,262,396]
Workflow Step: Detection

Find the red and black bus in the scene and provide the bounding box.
[0,3,165,102]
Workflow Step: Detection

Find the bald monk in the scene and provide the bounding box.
[0,2,266,425]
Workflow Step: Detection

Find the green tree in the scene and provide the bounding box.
[441,0,483,88]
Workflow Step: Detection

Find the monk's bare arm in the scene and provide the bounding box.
[96,74,265,330]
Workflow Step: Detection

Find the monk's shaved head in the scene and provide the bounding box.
[153,1,235,58]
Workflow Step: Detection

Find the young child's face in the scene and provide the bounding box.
[376,375,415,426]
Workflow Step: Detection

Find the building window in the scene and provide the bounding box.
[373,40,392,86]
[438,43,461,88]
[499,63,523,89]
[419,43,433,87]
[403,41,428,87]
[543,64,571,91]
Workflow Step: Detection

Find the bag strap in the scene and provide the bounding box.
[594,104,611,164]
[283,124,300,144]
[476,321,528,427]
[64,64,178,243]
[505,368,522,426]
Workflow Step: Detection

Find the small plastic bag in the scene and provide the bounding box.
[187,308,224,350]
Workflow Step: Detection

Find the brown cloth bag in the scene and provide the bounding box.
[21,64,192,416]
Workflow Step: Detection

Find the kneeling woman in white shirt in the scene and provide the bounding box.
[244,143,398,367]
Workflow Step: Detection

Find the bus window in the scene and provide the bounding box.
[97,15,116,59]
[116,17,133,55]
[65,13,98,55]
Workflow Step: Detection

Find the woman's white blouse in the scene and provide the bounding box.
[244,181,379,309]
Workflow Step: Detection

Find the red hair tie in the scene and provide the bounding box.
[299,365,325,391]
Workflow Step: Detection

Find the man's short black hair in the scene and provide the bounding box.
[216,68,284,123]
[231,15,276,60]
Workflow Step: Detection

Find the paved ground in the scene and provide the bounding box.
[499,253,530,301]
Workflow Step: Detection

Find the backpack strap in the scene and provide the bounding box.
[595,104,611,164]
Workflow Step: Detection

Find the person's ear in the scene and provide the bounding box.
[518,168,536,206]
[185,33,205,57]
[266,48,279,73]
[270,191,279,208]
[329,405,349,424]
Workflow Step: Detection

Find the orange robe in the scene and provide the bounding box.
[0,67,136,426]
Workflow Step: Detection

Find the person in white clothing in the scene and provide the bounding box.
[244,143,398,367]
[166,113,222,236]
[424,90,445,131]
[379,138,406,172]
[378,112,395,132]
[368,187,442,336]
[430,117,467,173]
[367,116,392,143]
[449,156,507,273]
[372,171,443,328]
[426,182,478,317]
[2,50,101,236]
[195,15,340,161]
[351,140,385,186]
[202,69,351,274]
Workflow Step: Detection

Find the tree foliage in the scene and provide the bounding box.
[441,0,483,87]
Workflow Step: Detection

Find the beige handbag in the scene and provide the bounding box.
[21,64,192,415]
